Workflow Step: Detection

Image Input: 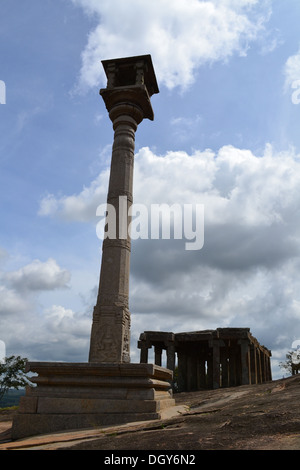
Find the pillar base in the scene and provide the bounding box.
[11,362,175,440]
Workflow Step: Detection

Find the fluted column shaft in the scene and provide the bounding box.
[89,103,143,363]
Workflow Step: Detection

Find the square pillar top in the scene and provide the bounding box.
[101,54,159,97]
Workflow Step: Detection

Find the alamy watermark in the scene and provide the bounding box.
[291,80,300,105]
[291,339,300,366]
[96,197,204,251]
[0,340,6,363]
[0,80,6,104]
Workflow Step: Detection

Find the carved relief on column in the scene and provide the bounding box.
[89,307,130,363]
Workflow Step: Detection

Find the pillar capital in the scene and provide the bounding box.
[100,55,159,122]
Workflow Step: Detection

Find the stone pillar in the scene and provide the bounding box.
[154,346,162,367]
[250,344,257,385]
[139,342,149,364]
[211,340,220,389]
[221,350,229,388]
[166,343,176,372]
[239,339,250,385]
[256,348,262,383]
[89,56,159,363]
[187,354,198,391]
[261,352,267,382]
[197,355,206,389]
[177,351,187,392]
[229,348,237,387]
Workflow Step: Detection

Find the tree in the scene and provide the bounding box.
[0,355,32,401]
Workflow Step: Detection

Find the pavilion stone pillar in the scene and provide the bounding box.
[250,343,258,385]
[210,338,221,389]
[138,334,150,364]
[256,348,262,383]
[221,348,229,388]
[166,342,176,372]
[154,346,163,367]
[198,353,206,389]
[177,351,187,392]
[229,347,237,387]
[238,339,251,385]
[261,351,266,382]
[89,55,159,363]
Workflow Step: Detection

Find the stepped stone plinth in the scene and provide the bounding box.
[12,362,174,439]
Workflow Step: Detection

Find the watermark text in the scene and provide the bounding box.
[96,197,204,251]
[291,80,300,105]
[0,340,6,363]
[0,80,6,104]
[291,339,300,366]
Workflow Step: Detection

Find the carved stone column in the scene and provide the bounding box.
[89,55,159,363]
[250,343,258,384]
[166,342,176,372]
[210,339,221,389]
[177,351,187,392]
[239,339,251,385]
[198,354,206,389]
[256,348,262,383]
[154,346,162,366]
[89,106,140,363]
[138,338,150,364]
[221,349,229,388]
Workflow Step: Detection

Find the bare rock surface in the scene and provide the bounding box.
[0,375,299,450]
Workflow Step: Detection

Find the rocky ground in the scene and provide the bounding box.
[0,375,299,450]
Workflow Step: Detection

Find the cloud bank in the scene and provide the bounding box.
[3,142,300,372]
[37,143,300,373]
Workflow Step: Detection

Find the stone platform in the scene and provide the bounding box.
[11,362,175,440]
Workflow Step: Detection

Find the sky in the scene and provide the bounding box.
[1,0,300,380]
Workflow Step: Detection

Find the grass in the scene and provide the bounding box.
[0,405,18,412]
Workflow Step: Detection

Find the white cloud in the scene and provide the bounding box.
[4,258,71,292]
[38,169,110,222]
[44,305,91,340]
[71,0,271,92]
[38,143,300,242]
[0,286,32,316]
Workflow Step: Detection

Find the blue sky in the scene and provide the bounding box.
[1,0,300,379]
